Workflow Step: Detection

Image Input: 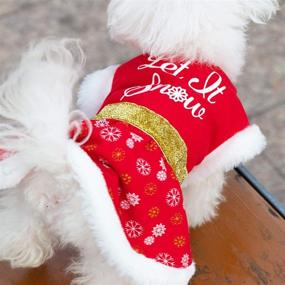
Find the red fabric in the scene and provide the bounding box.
[76,55,251,270]
[101,55,250,171]
[78,119,192,268]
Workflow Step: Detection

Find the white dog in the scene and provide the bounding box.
[0,1,278,285]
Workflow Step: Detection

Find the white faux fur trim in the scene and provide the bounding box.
[78,65,119,118]
[67,140,195,285]
[184,124,266,185]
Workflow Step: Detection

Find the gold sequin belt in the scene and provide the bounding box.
[96,102,188,183]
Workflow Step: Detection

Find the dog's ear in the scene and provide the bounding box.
[240,0,279,24]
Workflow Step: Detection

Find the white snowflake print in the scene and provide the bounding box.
[100,127,121,142]
[136,158,151,176]
[144,236,155,246]
[120,200,130,210]
[166,188,181,207]
[159,158,167,171]
[126,138,135,149]
[181,254,190,268]
[126,133,143,149]
[94,119,109,128]
[130,132,143,142]
[166,86,188,102]
[152,223,166,237]
[155,253,175,267]
[125,220,143,238]
[156,170,167,181]
[126,192,140,207]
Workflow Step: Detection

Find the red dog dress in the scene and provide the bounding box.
[67,55,265,285]
[77,119,192,269]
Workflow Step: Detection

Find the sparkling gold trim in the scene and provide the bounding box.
[96,102,188,182]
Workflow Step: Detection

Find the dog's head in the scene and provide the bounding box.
[108,0,279,81]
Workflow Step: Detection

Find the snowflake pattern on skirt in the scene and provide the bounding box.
[152,223,166,237]
[136,158,152,176]
[78,119,193,269]
[166,188,181,207]
[94,119,109,128]
[181,253,190,268]
[125,220,144,238]
[126,192,141,206]
[156,253,175,267]
[100,126,121,142]
[144,236,155,246]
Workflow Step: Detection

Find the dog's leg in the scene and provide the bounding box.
[42,183,129,285]
[69,246,129,285]
[182,170,225,228]
[0,187,55,268]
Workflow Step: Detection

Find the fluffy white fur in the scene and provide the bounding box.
[78,64,119,118]
[182,170,225,228]
[0,186,54,268]
[108,0,278,81]
[0,40,194,285]
[0,40,127,284]
[0,152,32,190]
[0,39,84,175]
[0,0,279,284]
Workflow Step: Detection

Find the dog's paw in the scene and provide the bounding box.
[0,227,54,268]
[183,171,226,228]
[187,204,219,228]
[0,211,55,268]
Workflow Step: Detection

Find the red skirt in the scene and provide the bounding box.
[76,118,193,269]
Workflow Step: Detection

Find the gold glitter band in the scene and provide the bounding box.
[96,102,188,183]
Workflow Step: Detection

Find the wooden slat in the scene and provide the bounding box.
[0,172,284,285]
[191,173,285,285]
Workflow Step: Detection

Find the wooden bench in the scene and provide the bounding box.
[0,170,284,285]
